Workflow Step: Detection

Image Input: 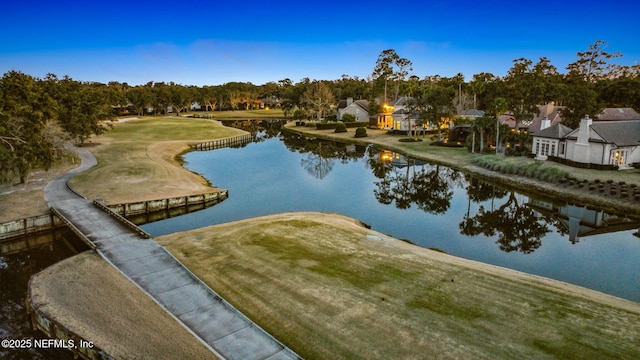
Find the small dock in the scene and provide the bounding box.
[42,145,301,360]
[191,134,253,151]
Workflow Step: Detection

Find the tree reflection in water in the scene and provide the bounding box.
[460,179,551,254]
[276,129,630,255]
[373,153,454,214]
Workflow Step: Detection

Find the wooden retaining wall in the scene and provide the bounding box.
[93,200,151,239]
[191,134,252,151]
[0,213,65,241]
[26,291,113,360]
[107,191,228,218]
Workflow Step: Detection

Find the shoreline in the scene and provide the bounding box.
[282,122,640,217]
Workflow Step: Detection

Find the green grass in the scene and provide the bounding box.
[158,213,640,359]
[199,109,289,119]
[69,117,245,202]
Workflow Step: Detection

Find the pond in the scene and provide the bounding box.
[142,129,640,303]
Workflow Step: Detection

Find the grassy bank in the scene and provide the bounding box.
[194,109,290,119]
[29,251,217,359]
[283,123,640,216]
[157,212,640,359]
[69,117,246,204]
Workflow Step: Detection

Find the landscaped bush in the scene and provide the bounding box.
[316,121,369,130]
[293,109,308,120]
[335,122,347,133]
[471,156,571,183]
[355,127,367,138]
[341,113,356,122]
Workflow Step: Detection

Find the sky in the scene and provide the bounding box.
[2,0,639,86]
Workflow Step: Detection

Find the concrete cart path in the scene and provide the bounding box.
[44,146,301,360]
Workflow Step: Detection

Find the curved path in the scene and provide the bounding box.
[44,146,301,360]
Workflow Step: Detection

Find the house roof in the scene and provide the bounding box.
[338,99,369,112]
[390,97,414,106]
[590,121,640,146]
[597,108,640,121]
[532,123,574,139]
[462,109,485,117]
[527,104,565,132]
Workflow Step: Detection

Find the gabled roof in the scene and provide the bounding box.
[339,99,369,112]
[527,104,565,132]
[390,97,414,106]
[532,123,574,139]
[590,121,640,146]
[597,108,640,121]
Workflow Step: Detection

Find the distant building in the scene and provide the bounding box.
[337,97,369,122]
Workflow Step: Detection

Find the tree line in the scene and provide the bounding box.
[1,40,638,184]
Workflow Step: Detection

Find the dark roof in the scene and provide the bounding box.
[533,123,574,139]
[353,99,369,112]
[597,108,640,121]
[590,121,640,146]
[462,109,484,116]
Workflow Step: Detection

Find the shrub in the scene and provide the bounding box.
[335,122,347,133]
[341,113,356,122]
[355,127,367,138]
[293,109,308,120]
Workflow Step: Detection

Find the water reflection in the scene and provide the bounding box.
[280,131,640,254]
[150,129,640,301]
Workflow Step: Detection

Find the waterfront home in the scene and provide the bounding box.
[337,97,369,122]
[532,116,640,169]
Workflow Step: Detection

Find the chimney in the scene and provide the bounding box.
[572,115,592,164]
[576,115,592,145]
[347,97,353,106]
[540,116,551,131]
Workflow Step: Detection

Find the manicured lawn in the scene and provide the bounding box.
[69,117,246,204]
[157,212,640,359]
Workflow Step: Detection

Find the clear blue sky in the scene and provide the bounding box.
[2,0,638,86]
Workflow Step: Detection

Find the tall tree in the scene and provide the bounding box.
[55,77,115,144]
[560,41,617,128]
[372,49,399,103]
[302,81,335,120]
[0,71,57,183]
[423,86,455,142]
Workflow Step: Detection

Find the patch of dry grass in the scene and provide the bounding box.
[29,251,217,359]
[157,212,640,359]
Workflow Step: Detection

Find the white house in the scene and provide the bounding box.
[532,119,573,160]
[337,98,369,122]
[532,116,640,169]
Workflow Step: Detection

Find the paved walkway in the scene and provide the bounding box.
[44,146,301,360]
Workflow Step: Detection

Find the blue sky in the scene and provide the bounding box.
[2,0,639,86]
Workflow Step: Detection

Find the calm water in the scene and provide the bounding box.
[143,130,640,302]
[0,229,84,360]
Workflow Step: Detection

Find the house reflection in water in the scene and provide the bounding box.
[527,200,640,243]
[378,151,428,168]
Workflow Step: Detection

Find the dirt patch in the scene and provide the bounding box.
[0,165,78,223]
